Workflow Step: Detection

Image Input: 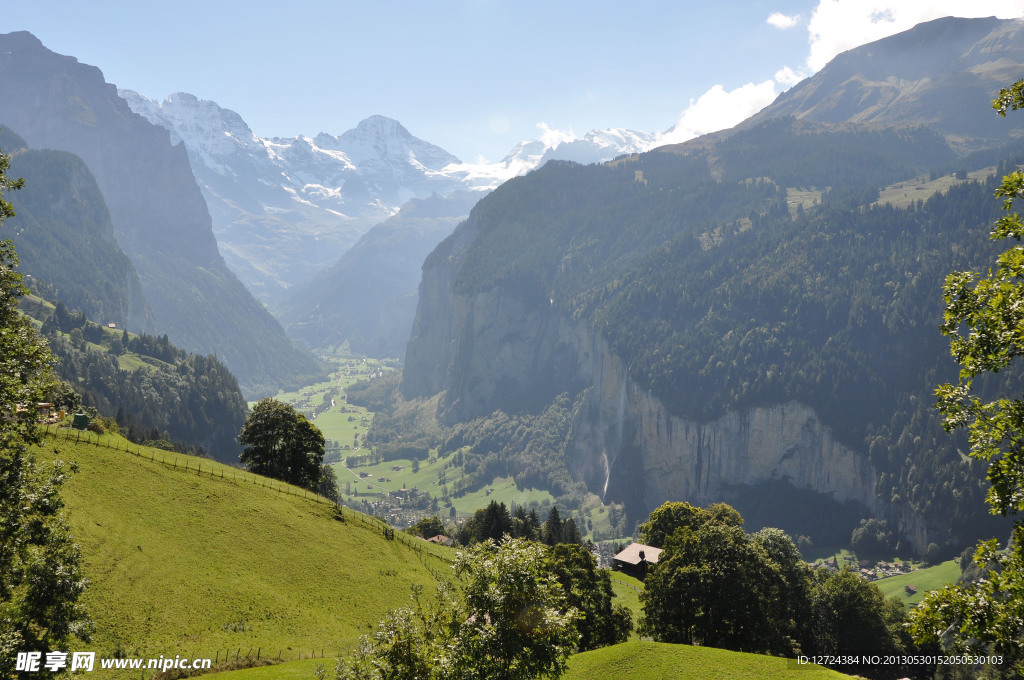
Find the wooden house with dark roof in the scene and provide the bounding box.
[612,542,662,581]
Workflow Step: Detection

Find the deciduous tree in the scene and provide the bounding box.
[238,398,325,491]
[0,142,91,678]
[910,80,1024,671]
[639,521,791,655]
[544,543,631,651]
[324,537,579,680]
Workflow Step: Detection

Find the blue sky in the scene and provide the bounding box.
[4,1,1022,161]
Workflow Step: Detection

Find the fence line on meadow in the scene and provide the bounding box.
[41,425,454,565]
[42,425,460,670]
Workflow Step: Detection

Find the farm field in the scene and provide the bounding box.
[873,167,994,209]
[874,559,962,608]
[785,187,823,216]
[269,356,395,452]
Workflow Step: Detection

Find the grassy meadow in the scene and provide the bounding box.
[874,559,962,608]
[37,429,453,676]
[204,641,857,680]
[562,641,853,680]
[873,167,995,209]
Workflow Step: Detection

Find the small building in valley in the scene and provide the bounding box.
[613,542,663,581]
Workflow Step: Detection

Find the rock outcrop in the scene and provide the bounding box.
[405,212,935,550]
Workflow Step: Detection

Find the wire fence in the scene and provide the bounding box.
[42,425,470,667]
[42,425,455,571]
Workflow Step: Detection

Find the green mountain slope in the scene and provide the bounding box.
[18,295,248,461]
[0,31,325,397]
[562,641,853,680]
[203,639,856,680]
[0,128,153,331]
[398,117,1017,553]
[743,16,1024,150]
[40,433,449,670]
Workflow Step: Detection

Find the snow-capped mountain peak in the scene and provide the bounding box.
[120,89,660,306]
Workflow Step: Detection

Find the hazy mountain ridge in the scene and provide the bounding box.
[743,16,1024,149]
[280,190,486,356]
[395,16,1024,554]
[0,127,154,331]
[0,31,323,397]
[121,89,654,310]
[122,93,467,305]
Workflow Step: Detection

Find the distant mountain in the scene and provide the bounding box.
[391,16,1024,555]
[0,128,154,331]
[121,90,654,311]
[280,190,486,356]
[121,92,468,304]
[0,31,323,397]
[744,16,1024,150]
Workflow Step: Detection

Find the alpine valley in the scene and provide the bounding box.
[386,15,1024,556]
[1,15,1024,564]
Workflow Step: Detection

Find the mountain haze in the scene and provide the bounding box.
[281,190,486,356]
[395,16,1024,555]
[744,16,1024,149]
[122,89,656,319]
[0,128,153,331]
[0,31,323,396]
[122,92,469,305]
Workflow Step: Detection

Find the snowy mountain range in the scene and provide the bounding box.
[120,90,655,305]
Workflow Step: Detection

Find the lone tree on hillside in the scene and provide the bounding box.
[0,141,91,678]
[238,398,326,492]
[909,80,1024,669]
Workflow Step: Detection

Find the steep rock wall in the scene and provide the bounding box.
[405,245,935,550]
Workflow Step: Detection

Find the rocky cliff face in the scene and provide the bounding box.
[0,31,323,396]
[405,219,935,549]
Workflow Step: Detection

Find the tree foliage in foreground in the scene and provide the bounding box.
[909,81,1024,673]
[639,502,916,680]
[0,142,91,679]
[320,537,579,680]
[544,543,631,651]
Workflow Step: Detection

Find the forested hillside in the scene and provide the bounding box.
[22,297,247,461]
[395,118,1022,554]
[0,127,153,331]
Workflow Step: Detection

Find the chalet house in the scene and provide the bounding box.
[612,542,663,581]
[425,535,453,547]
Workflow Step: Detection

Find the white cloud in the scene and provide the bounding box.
[658,80,779,146]
[774,66,804,87]
[535,122,576,149]
[805,0,1024,72]
[767,12,800,29]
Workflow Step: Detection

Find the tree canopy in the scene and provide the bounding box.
[638,503,914,679]
[238,398,325,492]
[0,140,91,678]
[909,80,1024,672]
[323,537,579,680]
